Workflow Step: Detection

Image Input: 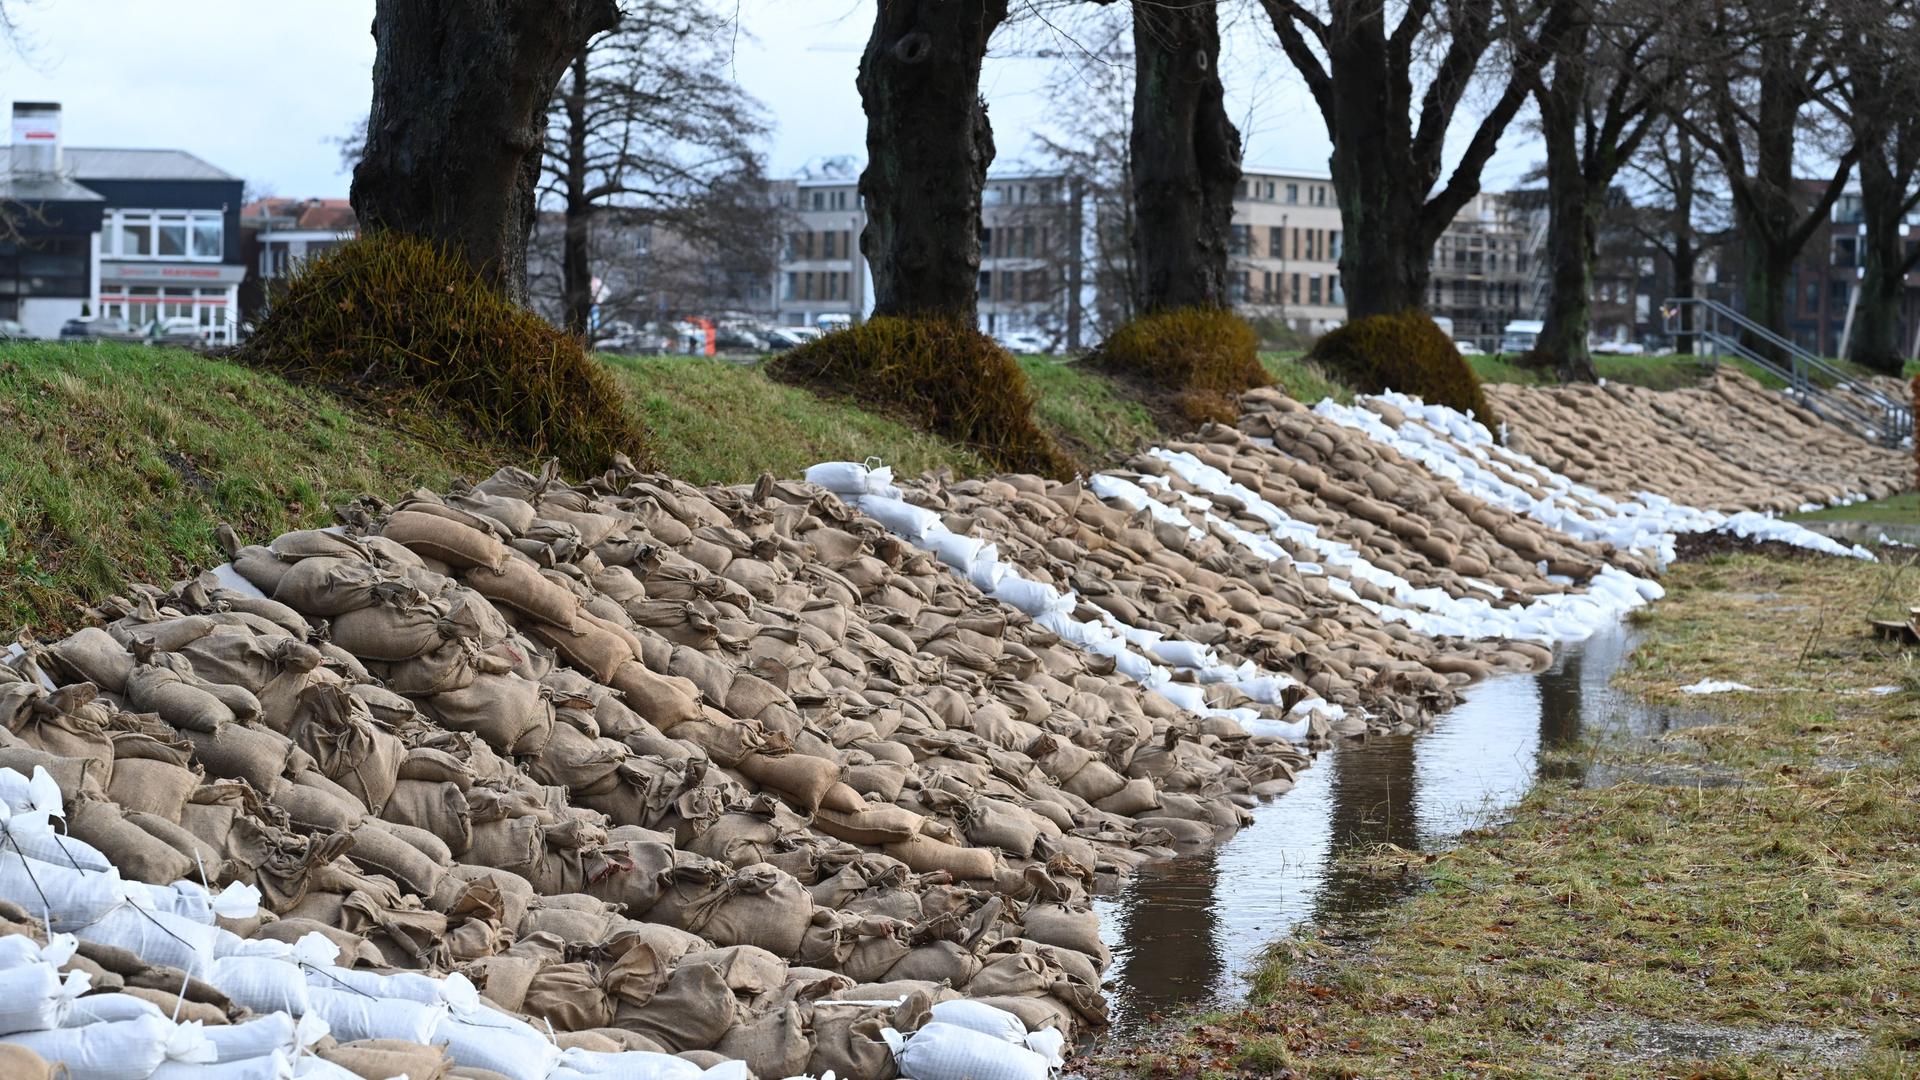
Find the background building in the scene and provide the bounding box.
[239,197,357,323]
[1430,192,1530,351]
[2,101,244,342]
[1230,168,1346,336]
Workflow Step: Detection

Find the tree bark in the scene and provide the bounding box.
[1670,235,1697,354]
[1850,142,1918,374]
[1129,0,1241,313]
[857,0,1010,322]
[1531,47,1596,383]
[351,0,618,302]
[559,51,594,336]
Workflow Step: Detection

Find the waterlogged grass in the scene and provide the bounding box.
[0,342,477,631]
[1789,492,1919,526]
[1109,551,1920,1079]
[604,353,986,485]
[1017,356,1162,463]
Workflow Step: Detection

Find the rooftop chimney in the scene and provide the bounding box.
[10,102,62,177]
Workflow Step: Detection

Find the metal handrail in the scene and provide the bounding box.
[1664,296,1912,447]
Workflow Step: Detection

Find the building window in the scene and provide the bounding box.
[823,231,837,260]
[979,226,992,252]
[1268,226,1284,257]
[1229,271,1248,303]
[978,271,990,295]
[1285,183,1299,205]
[1308,276,1322,304]
[1290,273,1301,304]
[1229,224,1251,256]
[109,209,223,261]
[1832,235,1858,268]
[1331,274,1344,305]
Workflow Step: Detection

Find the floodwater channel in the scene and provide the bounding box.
[1091,621,1705,1036]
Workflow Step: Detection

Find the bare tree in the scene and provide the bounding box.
[1527,0,1683,381]
[1625,109,1728,355]
[1129,0,1241,312]
[1833,4,1920,374]
[858,0,1011,322]
[350,0,618,301]
[1682,0,1857,354]
[1259,0,1572,320]
[544,2,773,336]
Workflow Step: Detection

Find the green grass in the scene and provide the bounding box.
[1016,356,1162,462]
[1259,352,1354,405]
[1469,352,1719,390]
[1106,552,1920,1079]
[1789,491,1920,525]
[0,341,478,631]
[603,353,986,485]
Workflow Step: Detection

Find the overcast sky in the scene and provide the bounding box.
[1,0,1540,199]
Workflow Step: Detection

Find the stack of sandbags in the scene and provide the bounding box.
[1484,369,1909,513]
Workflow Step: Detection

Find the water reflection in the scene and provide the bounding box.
[1094,624,1668,1034]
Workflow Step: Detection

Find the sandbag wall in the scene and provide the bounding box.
[1483,370,1910,514]
[4,460,1324,1077]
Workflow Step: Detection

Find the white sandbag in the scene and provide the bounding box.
[858,496,943,540]
[0,767,66,819]
[65,993,165,1026]
[926,999,1026,1043]
[432,1006,561,1080]
[303,986,444,1044]
[151,1051,292,1080]
[3,823,113,873]
[210,955,311,1016]
[290,1057,364,1080]
[3,1014,215,1080]
[302,964,468,1010]
[0,930,75,972]
[883,1021,1050,1080]
[550,1045,701,1080]
[0,961,86,1034]
[804,462,895,497]
[143,881,263,927]
[75,904,219,979]
[0,850,140,930]
[203,1013,323,1064]
[990,575,1072,617]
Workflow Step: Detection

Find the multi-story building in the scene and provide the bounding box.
[1430,192,1531,351]
[238,197,358,323]
[770,170,1078,344]
[1778,182,1920,359]
[1,101,245,342]
[1230,168,1346,335]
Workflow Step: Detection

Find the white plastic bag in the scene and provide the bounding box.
[64,993,165,1027]
[210,954,311,1016]
[926,1000,1065,1066]
[151,1050,293,1080]
[884,1022,1050,1080]
[76,904,219,979]
[550,1045,702,1079]
[3,1014,215,1080]
[858,496,942,540]
[0,961,86,1034]
[303,986,444,1044]
[432,1006,562,1080]
[0,850,137,930]
[203,1013,325,1064]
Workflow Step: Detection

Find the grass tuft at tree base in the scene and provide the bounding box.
[1309,308,1497,424]
[766,316,1077,478]
[235,231,649,476]
[1091,306,1270,408]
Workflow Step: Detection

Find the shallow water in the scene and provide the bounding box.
[1092,621,1699,1033]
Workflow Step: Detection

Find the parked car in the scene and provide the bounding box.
[1498,319,1544,355]
[148,317,204,347]
[996,331,1052,355]
[714,326,768,353]
[1454,340,1485,356]
[764,326,822,352]
[0,318,29,340]
[61,317,147,344]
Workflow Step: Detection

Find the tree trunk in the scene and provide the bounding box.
[1328,139,1432,321]
[857,0,1010,322]
[351,0,618,302]
[1532,70,1597,383]
[560,51,594,336]
[1738,225,1794,359]
[1670,237,1697,355]
[1850,154,1913,375]
[1129,0,1242,313]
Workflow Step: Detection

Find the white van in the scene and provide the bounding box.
[1499,319,1543,354]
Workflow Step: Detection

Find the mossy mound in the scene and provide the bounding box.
[236,231,648,476]
[1308,309,1496,423]
[767,316,1076,478]
[1093,306,1269,401]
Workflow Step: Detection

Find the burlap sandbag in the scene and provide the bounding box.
[382,779,473,856]
[814,804,922,846]
[463,559,579,629]
[608,662,703,732]
[0,1044,59,1080]
[613,959,737,1052]
[426,674,554,757]
[522,961,614,1031]
[380,510,510,571]
[960,799,1041,859]
[884,835,997,881]
[125,664,232,733]
[647,863,812,957]
[185,721,296,790]
[348,820,447,897]
[291,684,404,813]
[714,1001,809,1079]
[105,758,200,823]
[320,1038,454,1080]
[48,626,135,693]
[271,556,390,617]
[67,795,193,884]
[1093,776,1161,817]
[1021,903,1107,964]
[737,751,841,814]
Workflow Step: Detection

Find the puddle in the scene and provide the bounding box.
[1092,622,1708,1034]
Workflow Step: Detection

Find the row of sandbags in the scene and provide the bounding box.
[1484,370,1910,514]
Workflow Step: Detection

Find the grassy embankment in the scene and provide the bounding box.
[1113,550,1920,1078]
[1469,351,1920,391]
[1790,492,1920,526]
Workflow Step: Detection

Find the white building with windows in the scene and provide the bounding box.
[1,101,245,341]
